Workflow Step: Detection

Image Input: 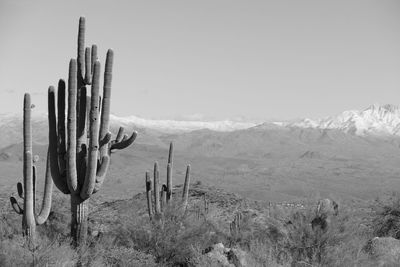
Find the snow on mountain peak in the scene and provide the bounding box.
[289,104,400,136]
[109,115,257,133]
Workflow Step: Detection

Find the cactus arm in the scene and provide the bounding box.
[66,59,78,193]
[17,182,23,199]
[57,80,67,178]
[34,150,53,225]
[153,162,161,215]
[23,94,36,238]
[145,171,153,218]
[99,132,112,148]
[116,127,125,142]
[99,49,113,158]
[76,86,87,162]
[166,163,172,203]
[48,86,69,194]
[110,131,137,151]
[92,155,110,194]
[10,197,23,214]
[80,61,101,200]
[182,165,191,208]
[168,142,173,165]
[32,165,36,213]
[84,47,92,85]
[77,17,85,87]
[91,44,97,75]
[161,184,167,212]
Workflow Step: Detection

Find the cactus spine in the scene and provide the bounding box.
[48,17,137,246]
[10,94,53,245]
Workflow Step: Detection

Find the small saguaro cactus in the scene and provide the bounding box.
[160,184,167,212]
[182,165,191,209]
[203,194,209,214]
[48,17,137,246]
[145,172,153,218]
[9,94,53,245]
[153,162,161,216]
[166,142,173,203]
[229,212,242,236]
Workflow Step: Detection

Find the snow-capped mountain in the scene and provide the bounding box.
[0,112,257,134]
[288,104,400,136]
[109,115,257,133]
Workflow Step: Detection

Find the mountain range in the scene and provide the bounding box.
[1,104,400,147]
[2,104,400,202]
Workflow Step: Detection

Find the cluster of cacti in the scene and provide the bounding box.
[47,17,137,246]
[229,212,242,236]
[194,194,209,220]
[9,94,53,246]
[146,142,191,220]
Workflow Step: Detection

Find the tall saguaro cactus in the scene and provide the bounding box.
[166,142,173,203]
[48,17,137,246]
[9,94,53,245]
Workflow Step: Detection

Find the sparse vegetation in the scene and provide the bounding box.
[3,184,400,266]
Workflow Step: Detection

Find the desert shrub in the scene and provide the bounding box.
[113,201,227,266]
[372,194,400,239]
[0,234,77,267]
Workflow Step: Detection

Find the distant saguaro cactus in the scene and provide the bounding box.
[230,212,242,236]
[9,94,53,245]
[166,142,173,203]
[48,17,137,246]
[145,172,153,218]
[182,165,191,209]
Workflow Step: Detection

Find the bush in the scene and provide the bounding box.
[372,194,400,239]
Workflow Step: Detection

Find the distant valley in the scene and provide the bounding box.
[2,104,400,203]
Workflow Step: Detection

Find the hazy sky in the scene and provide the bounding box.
[0,0,399,121]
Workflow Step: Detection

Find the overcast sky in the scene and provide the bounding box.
[0,0,399,121]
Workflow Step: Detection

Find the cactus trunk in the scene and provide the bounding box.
[22,94,36,244]
[71,194,89,246]
[182,165,191,209]
[153,162,161,215]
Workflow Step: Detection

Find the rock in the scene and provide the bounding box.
[365,237,400,264]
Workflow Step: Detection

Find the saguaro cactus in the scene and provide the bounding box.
[145,172,153,218]
[230,212,242,236]
[9,94,53,245]
[145,145,192,219]
[153,162,161,216]
[182,165,191,209]
[166,142,173,203]
[48,17,137,246]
